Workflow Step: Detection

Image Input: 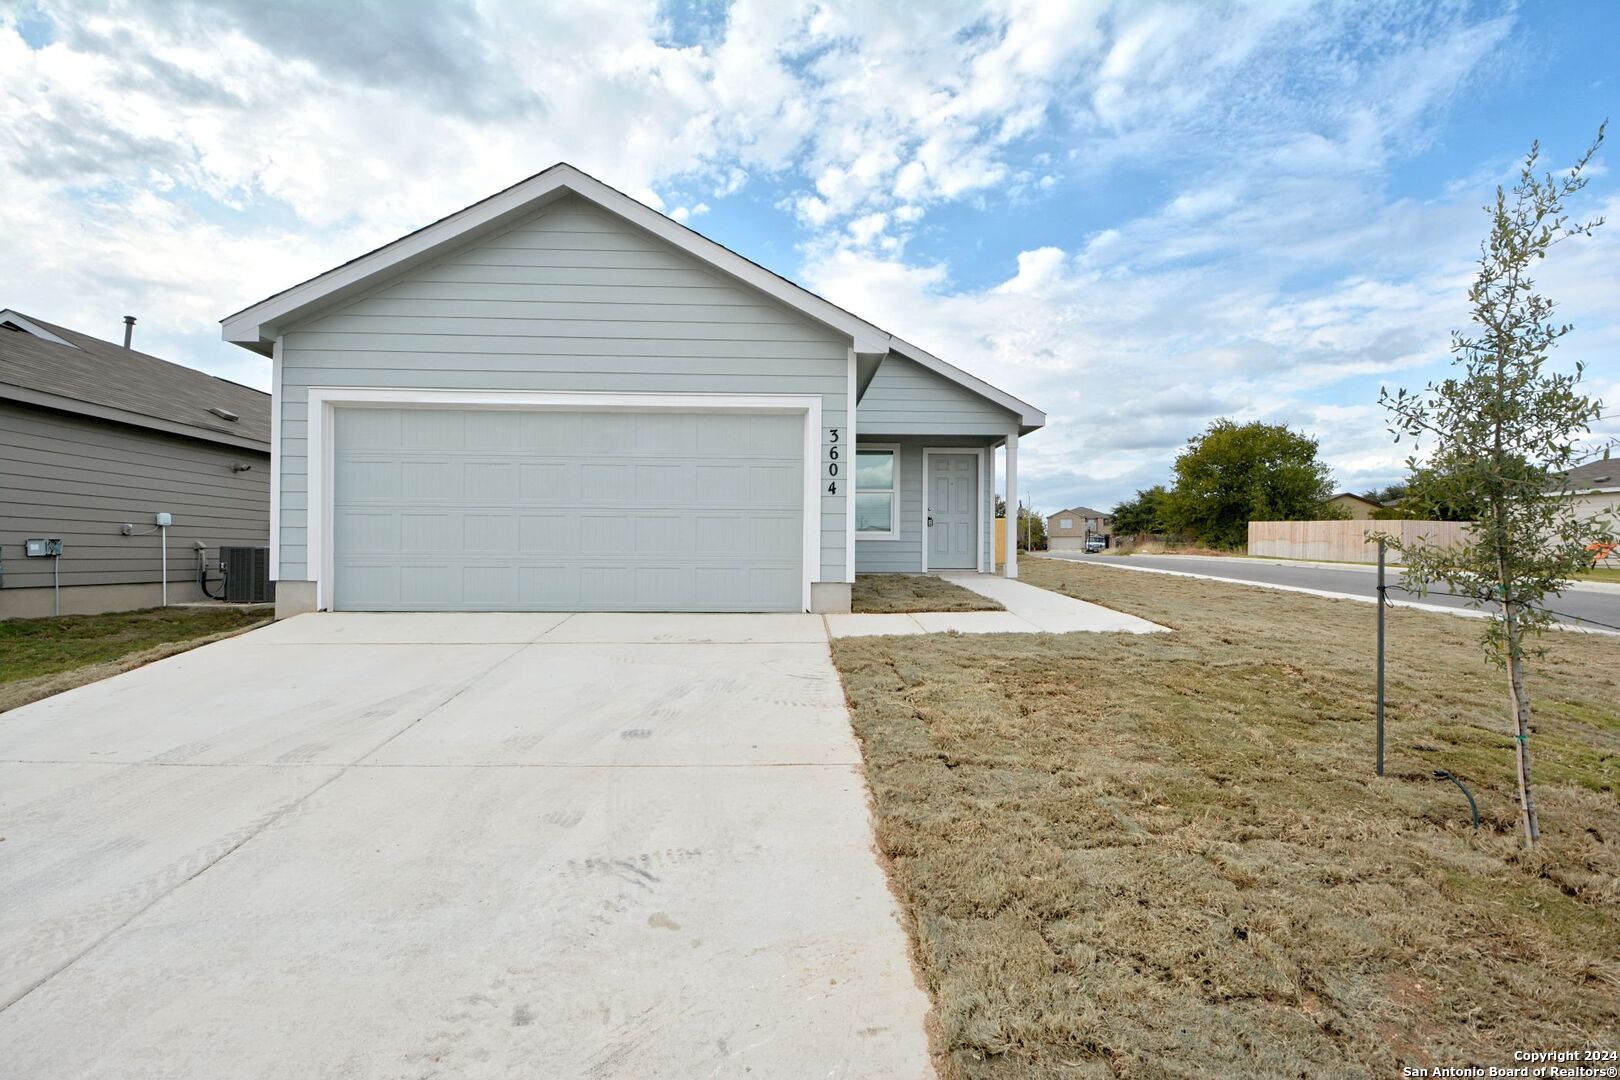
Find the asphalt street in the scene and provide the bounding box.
[1043,552,1620,632]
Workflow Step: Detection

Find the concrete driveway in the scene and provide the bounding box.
[0,613,932,1078]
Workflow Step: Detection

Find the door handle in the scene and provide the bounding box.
[927,516,934,527]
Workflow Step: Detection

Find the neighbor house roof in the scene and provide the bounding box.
[0,310,269,450]
[1329,492,1384,508]
[1049,506,1110,520]
[221,162,1044,433]
[1563,458,1620,493]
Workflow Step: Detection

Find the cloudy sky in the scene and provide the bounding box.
[2,0,1617,512]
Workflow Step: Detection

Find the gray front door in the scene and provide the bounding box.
[331,407,804,612]
[927,452,978,570]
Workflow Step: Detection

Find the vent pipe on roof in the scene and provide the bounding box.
[122,315,136,348]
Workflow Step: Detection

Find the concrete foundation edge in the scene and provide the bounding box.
[275,581,319,619]
[811,582,852,614]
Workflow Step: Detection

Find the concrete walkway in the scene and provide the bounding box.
[826,572,1166,637]
[0,613,932,1078]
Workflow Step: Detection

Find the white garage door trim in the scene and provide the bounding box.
[306,387,823,612]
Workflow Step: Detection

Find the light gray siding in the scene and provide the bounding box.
[0,400,269,592]
[858,354,1020,437]
[854,436,997,574]
[277,195,849,586]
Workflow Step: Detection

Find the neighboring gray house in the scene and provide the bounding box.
[1562,458,1619,555]
[0,311,270,618]
[222,164,1043,617]
[1048,506,1112,550]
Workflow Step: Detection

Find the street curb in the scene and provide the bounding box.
[1044,556,1620,638]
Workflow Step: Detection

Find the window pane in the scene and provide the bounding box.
[855,492,893,532]
[856,450,893,490]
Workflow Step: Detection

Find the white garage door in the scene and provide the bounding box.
[331,407,805,612]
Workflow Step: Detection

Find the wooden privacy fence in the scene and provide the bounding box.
[1247,520,1472,563]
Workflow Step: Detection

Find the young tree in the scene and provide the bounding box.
[1379,124,1611,847]
[1160,419,1341,548]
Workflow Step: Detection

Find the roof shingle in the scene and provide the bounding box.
[0,312,268,446]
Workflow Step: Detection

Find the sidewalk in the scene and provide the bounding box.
[825,573,1166,638]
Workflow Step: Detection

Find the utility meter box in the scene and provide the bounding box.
[24,538,63,557]
[154,512,173,527]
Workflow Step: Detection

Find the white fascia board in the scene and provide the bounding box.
[886,335,1046,432]
[221,164,892,356]
[0,310,77,347]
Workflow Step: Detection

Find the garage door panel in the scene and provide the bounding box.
[337,459,401,499]
[519,514,575,554]
[399,564,452,605]
[400,460,452,499]
[333,407,804,612]
[748,465,798,505]
[518,410,580,450]
[635,514,693,554]
[581,463,632,501]
[464,514,518,552]
[337,408,401,449]
[466,410,522,450]
[635,463,686,502]
[517,565,576,607]
[403,513,456,552]
[400,409,463,448]
[633,412,698,453]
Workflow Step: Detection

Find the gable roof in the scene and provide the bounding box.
[1329,491,1384,508]
[1049,506,1110,520]
[0,310,269,450]
[1563,457,1619,492]
[222,162,1043,433]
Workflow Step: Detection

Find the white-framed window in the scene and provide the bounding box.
[855,443,899,538]
[1060,518,1073,530]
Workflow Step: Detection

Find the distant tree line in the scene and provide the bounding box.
[1112,419,1344,549]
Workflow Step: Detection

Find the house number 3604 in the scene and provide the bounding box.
[825,427,841,495]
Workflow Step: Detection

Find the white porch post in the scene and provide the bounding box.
[1004,431,1019,579]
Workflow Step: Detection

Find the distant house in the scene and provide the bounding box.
[1326,492,1384,520]
[0,310,270,618]
[1047,506,1112,550]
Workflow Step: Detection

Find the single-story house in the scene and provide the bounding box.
[221,164,1044,617]
[1563,458,1619,550]
[1326,492,1383,520]
[1,310,270,618]
[1047,506,1112,551]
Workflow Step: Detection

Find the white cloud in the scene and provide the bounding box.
[0,0,1611,517]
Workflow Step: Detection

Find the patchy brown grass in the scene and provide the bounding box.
[854,574,1005,614]
[831,559,1620,1078]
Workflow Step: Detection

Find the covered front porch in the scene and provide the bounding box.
[852,433,1022,578]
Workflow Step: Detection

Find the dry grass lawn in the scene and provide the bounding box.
[0,606,269,712]
[854,574,1005,614]
[832,558,1619,1078]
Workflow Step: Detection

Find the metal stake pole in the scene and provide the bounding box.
[1376,538,1386,778]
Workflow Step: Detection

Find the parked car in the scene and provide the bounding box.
[1085,535,1108,553]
